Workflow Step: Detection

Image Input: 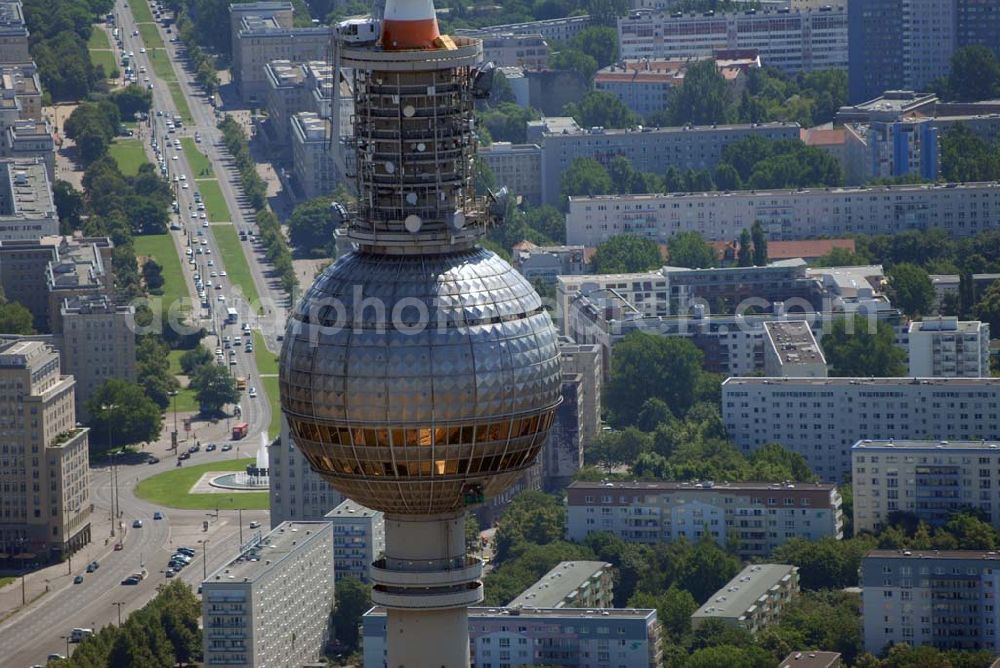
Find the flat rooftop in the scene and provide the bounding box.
[866,549,1000,561]
[291,112,328,142]
[325,498,380,519]
[545,120,798,138]
[266,59,305,87]
[853,439,1000,452]
[508,561,609,609]
[723,377,1000,387]
[692,564,796,621]
[204,521,329,584]
[568,480,837,493]
[909,317,983,333]
[0,159,54,218]
[764,321,825,366]
[365,606,655,620]
[778,651,843,668]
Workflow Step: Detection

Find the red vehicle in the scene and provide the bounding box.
[232,422,249,440]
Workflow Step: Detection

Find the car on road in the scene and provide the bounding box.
[248,387,257,398]
[171,553,192,563]
[249,521,261,529]
[153,511,163,520]
[140,47,146,53]
[165,569,176,578]
[177,547,196,556]
[221,271,227,277]
[206,443,216,451]
[190,443,201,452]
[121,576,140,585]
[218,295,225,302]
[147,456,159,464]
[221,444,232,452]
[229,358,237,366]
[132,519,143,528]
[73,575,83,584]
[47,654,66,662]
[86,561,99,572]
[114,543,124,551]
[179,451,190,460]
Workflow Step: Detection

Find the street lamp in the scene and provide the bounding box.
[101,403,118,537]
[199,539,209,581]
[112,600,125,626]
[169,390,179,449]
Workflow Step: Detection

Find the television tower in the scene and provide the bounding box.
[278,0,562,665]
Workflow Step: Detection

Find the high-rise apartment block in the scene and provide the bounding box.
[363,607,662,668]
[0,339,90,561]
[558,342,601,447]
[290,112,336,200]
[852,439,1000,533]
[565,182,1000,247]
[618,7,847,73]
[692,564,799,634]
[325,498,384,583]
[723,377,1000,481]
[566,480,843,558]
[908,318,990,378]
[201,521,334,667]
[0,158,56,241]
[508,561,614,610]
[861,549,1000,652]
[454,15,592,43]
[268,417,342,526]
[0,1,30,64]
[763,321,827,378]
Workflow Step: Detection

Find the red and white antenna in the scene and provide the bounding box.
[381,0,440,50]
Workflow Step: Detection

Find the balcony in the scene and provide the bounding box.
[371,555,483,588]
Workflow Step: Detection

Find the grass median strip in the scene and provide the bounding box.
[259,375,280,440]
[135,458,269,510]
[134,233,191,313]
[166,80,193,123]
[131,0,155,23]
[88,28,111,50]
[139,22,164,50]
[182,138,213,178]
[196,179,229,222]
[91,50,117,78]
[252,331,278,375]
[108,138,148,176]
[212,224,260,307]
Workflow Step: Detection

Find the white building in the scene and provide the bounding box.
[618,7,847,73]
[0,158,56,241]
[566,182,1000,247]
[691,564,799,634]
[508,561,614,609]
[325,498,384,583]
[723,377,1000,481]
[852,439,1000,533]
[478,142,542,205]
[908,318,990,378]
[566,480,843,559]
[268,417,343,526]
[363,606,662,668]
[291,111,337,201]
[763,321,827,377]
[201,521,334,668]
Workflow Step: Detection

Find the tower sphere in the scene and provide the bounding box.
[279,247,562,515]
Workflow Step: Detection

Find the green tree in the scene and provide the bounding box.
[942,512,999,550]
[940,124,1000,182]
[668,231,716,269]
[821,319,907,377]
[0,300,35,334]
[565,90,638,129]
[812,246,868,267]
[607,332,704,425]
[942,46,1000,102]
[524,205,566,243]
[772,535,877,590]
[478,102,541,144]
[737,229,753,267]
[714,162,742,191]
[179,345,214,375]
[53,180,84,233]
[973,279,1000,333]
[887,263,935,316]
[190,364,240,415]
[683,645,774,668]
[549,48,599,81]
[287,196,335,256]
[667,60,733,126]
[137,336,178,409]
[85,379,163,451]
[110,84,153,118]
[570,26,619,68]
[560,157,613,205]
[750,220,768,266]
[142,258,164,293]
[591,234,662,273]
[332,577,370,652]
[493,491,566,563]
[748,443,817,482]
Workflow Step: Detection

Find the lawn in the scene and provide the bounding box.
[88,28,111,50]
[259,374,280,440]
[108,139,148,176]
[182,138,213,178]
[212,224,260,307]
[90,50,117,78]
[196,179,230,222]
[148,49,175,80]
[134,458,269,510]
[166,80,193,123]
[0,576,14,589]
[171,387,199,413]
[133,233,191,314]
[138,22,164,50]
[253,331,278,376]
[130,0,155,23]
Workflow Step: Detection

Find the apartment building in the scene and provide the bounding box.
[618,7,847,73]
[545,373,584,491]
[0,1,30,64]
[538,120,800,206]
[479,33,549,69]
[268,417,343,526]
[325,498,384,583]
[723,377,1000,481]
[908,318,990,378]
[763,321,827,378]
[508,561,614,609]
[60,296,136,421]
[45,236,114,334]
[565,181,1000,247]
[512,242,586,283]
[3,118,54,181]
[691,564,799,634]
[201,521,334,667]
[852,439,1000,532]
[263,60,310,149]
[290,112,336,200]
[0,339,90,562]
[478,142,542,205]
[851,117,940,182]
[861,549,1000,652]
[454,15,592,43]
[0,158,56,241]
[559,341,602,447]
[363,607,662,668]
[778,652,843,668]
[565,480,843,558]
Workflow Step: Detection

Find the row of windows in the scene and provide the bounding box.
[290,413,553,448]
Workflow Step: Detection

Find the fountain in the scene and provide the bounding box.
[210,433,271,490]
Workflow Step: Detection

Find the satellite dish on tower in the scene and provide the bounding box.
[402,105,416,118]
[404,215,423,233]
[449,210,466,231]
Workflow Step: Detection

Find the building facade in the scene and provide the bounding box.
[512,243,586,283]
[692,564,799,634]
[852,439,1000,532]
[763,321,827,377]
[559,341,602,447]
[455,15,592,43]
[325,498,384,583]
[363,607,662,668]
[201,521,334,667]
[0,1,30,65]
[478,142,542,205]
[539,121,800,206]
[0,339,90,562]
[565,182,1000,247]
[908,318,990,378]
[508,561,614,609]
[0,158,56,241]
[268,417,343,526]
[618,7,847,73]
[480,33,549,69]
[544,373,583,491]
[566,480,843,558]
[861,549,1000,652]
[723,377,1000,481]
[290,111,336,200]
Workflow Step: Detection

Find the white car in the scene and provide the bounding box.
[220,271,227,277]
[248,387,257,398]
[210,271,217,278]
[179,174,187,181]
[200,239,207,245]
[181,183,189,189]
[200,213,207,219]
[215,283,223,290]
[202,221,208,227]
[140,47,146,53]
[218,295,225,302]
[172,155,179,160]
[207,259,214,266]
